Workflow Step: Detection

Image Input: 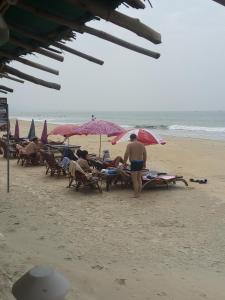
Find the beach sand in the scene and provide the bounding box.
[1,120,225,300]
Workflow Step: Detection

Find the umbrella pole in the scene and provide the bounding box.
[99,134,102,158]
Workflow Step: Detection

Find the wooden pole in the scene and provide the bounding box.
[17,57,59,75]
[9,37,64,62]
[45,46,63,54]
[8,24,104,65]
[2,65,61,90]
[53,42,104,65]
[6,101,10,193]
[0,73,24,83]
[66,0,161,44]
[9,8,160,59]
[0,50,59,75]
[16,1,161,44]
[84,26,160,59]
[213,0,225,6]
[0,89,7,94]
[0,85,13,92]
[36,48,63,62]
[124,0,145,9]
[99,134,102,158]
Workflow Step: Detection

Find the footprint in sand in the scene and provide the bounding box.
[156,291,168,297]
[91,265,104,271]
[115,278,126,286]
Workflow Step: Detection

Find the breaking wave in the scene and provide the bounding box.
[134,124,225,133]
[168,124,225,133]
[135,125,169,130]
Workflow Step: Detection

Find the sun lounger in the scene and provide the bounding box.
[103,168,188,191]
[100,168,131,191]
[17,152,38,166]
[0,138,17,159]
[141,174,188,190]
[16,144,39,166]
[40,149,65,176]
[68,160,102,193]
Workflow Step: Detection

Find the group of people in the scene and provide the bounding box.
[16,133,147,198]
[73,133,147,198]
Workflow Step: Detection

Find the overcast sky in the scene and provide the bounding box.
[4,0,225,112]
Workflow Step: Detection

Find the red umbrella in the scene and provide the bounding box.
[14,119,20,140]
[41,120,48,144]
[48,124,79,138]
[111,128,166,145]
[73,120,125,155]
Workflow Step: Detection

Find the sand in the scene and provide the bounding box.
[0,120,225,300]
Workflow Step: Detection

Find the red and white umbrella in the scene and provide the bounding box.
[111,128,166,145]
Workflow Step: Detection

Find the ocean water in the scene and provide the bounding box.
[11,111,225,141]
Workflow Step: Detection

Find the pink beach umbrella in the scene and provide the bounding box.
[14,119,20,140]
[41,120,48,144]
[48,124,79,138]
[111,128,166,146]
[73,120,125,155]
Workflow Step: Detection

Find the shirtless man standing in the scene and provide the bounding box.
[124,134,147,198]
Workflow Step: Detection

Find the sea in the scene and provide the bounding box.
[10,111,225,141]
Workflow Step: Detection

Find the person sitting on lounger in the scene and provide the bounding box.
[18,136,41,162]
[88,150,124,170]
[103,155,124,168]
[61,146,77,161]
[102,150,124,167]
[77,150,93,173]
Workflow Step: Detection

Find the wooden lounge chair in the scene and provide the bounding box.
[102,169,131,191]
[40,149,64,176]
[141,174,188,190]
[68,161,102,193]
[74,170,102,193]
[17,152,37,166]
[16,144,39,166]
[0,139,17,159]
[104,169,188,191]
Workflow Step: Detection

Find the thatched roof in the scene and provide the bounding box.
[213,0,225,6]
[0,0,161,92]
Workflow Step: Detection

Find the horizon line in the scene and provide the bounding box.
[10,109,225,112]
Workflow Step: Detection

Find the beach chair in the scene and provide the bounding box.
[17,152,33,166]
[141,173,188,190]
[74,171,102,193]
[101,168,131,191]
[16,144,38,166]
[106,169,188,191]
[68,161,102,193]
[0,139,5,157]
[40,149,64,176]
[0,139,17,159]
